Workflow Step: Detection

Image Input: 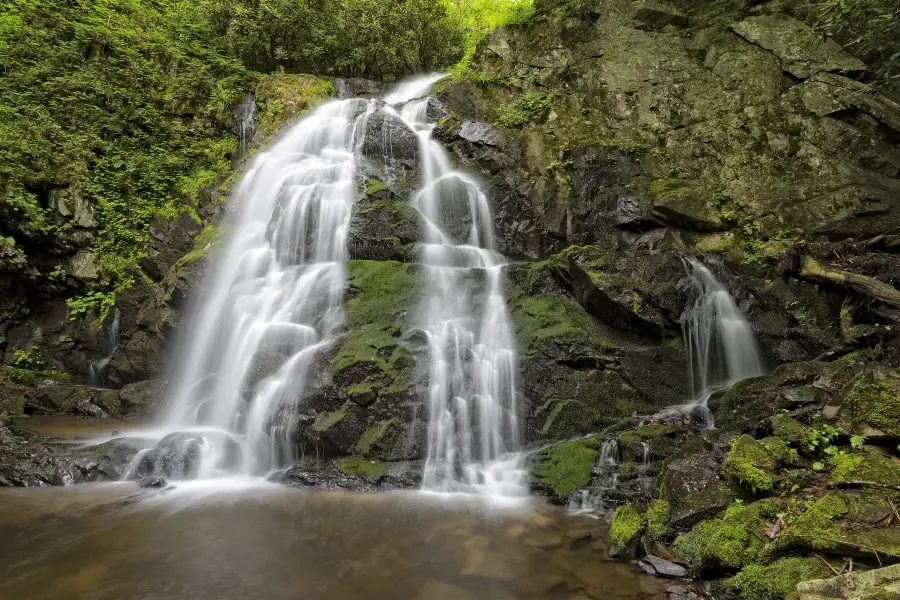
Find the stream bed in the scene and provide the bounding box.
[0,484,668,600]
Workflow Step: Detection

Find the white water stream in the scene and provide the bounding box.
[396,89,525,497]
[123,75,524,497]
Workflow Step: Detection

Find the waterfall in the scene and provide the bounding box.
[88,307,120,389]
[394,85,525,496]
[682,258,764,425]
[126,93,381,481]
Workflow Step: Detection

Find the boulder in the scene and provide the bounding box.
[797,563,900,599]
[638,554,689,578]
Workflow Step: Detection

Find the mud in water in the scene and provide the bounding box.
[0,483,668,600]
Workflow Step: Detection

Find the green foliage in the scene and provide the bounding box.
[12,348,42,370]
[66,290,116,321]
[446,0,534,56]
[806,423,840,454]
[0,0,252,291]
[496,91,550,128]
[200,0,464,79]
[790,0,900,90]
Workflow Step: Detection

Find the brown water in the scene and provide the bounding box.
[0,483,668,600]
[18,415,145,439]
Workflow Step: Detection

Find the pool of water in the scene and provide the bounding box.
[0,482,668,600]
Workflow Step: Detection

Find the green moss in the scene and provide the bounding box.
[828,451,900,488]
[312,408,347,432]
[354,419,395,455]
[531,437,601,498]
[365,179,392,196]
[348,382,383,397]
[844,374,900,437]
[731,558,831,600]
[674,501,778,570]
[619,461,638,482]
[338,456,388,481]
[759,437,801,466]
[775,493,847,552]
[178,224,225,266]
[770,415,809,447]
[609,504,645,549]
[332,260,420,383]
[647,178,693,198]
[646,499,670,541]
[495,91,550,129]
[255,74,336,137]
[724,435,775,492]
[507,285,613,357]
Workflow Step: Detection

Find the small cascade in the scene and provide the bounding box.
[640,441,650,468]
[88,307,120,389]
[394,80,525,496]
[569,439,620,514]
[682,258,764,426]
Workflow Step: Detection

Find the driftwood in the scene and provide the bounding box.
[800,256,900,309]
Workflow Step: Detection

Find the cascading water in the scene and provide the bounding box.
[88,307,120,389]
[682,258,764,426]
[395,88,525,496]
[125,93,382,481]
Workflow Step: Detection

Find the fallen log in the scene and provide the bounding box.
[800,256,900,309]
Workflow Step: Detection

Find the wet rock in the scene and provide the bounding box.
[457,121,500,146]
[639,554,689,579]
[361,110,419,166]
[132,432,205,479]
[731,14,866,80]
[139,474,168,488]
[334,77,386,98]
[118,379,162,417]
[665,584,701,600]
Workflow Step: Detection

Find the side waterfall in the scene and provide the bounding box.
[88,307,120,389]
[396,96,525,496]
[682,258,764,426]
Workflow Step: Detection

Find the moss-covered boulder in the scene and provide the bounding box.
[836,364,900,441]
[797,563,900,600]
[731,557,831,600]
[674,500,780,573]
[723,434,777,493]
[530,437,601,501]
[347,179,426,262]
[608,503,645,558]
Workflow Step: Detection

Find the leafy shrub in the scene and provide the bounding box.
[496,91,550,128]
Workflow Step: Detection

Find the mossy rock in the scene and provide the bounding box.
[770,414,809,447]
[774,493,847,553]
[530,436,601,500]
[338,456,388,482]
[674,500,782,572]
[730,557,831,600]
[723,434,776,493]
[608,504,645,558]
[838,365,900,441]
[828,451,900,490]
